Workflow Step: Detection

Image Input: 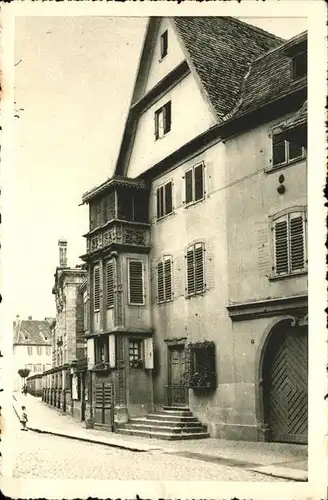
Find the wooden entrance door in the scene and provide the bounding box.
[265,326,308,444]
[168,345,188,407]
[94,382,114,429]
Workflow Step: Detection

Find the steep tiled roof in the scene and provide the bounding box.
[233,33,307,118]
[13,320,52,345]
[173,17,284,119]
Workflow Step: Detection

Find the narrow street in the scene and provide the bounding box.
[11,406,290,481]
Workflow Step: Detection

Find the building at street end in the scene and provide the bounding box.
[41,240,88,421]
[80,17,307,443]
[13,316,52,392]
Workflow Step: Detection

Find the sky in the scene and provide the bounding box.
[13,16,307,321]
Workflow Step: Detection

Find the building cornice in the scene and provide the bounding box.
[227,294,308,321]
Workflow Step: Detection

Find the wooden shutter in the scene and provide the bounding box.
[186,246,195,295]
[154,109,159,139]
[164,256,172,301]
[108,334,116,368]
[290,212,306,271]
[129,260,144,304]
[106,260,114,309]
[157,260,164,303]
[157,186,164,219]
[273,216,289,275]
[164,181,173,215]
[195,243,204,293]
[87,338,95,369]
[185,169,193,204]
[164,101,171,133]
[194,164,204,201]
[93,266,100,311]
[144,337,154,369]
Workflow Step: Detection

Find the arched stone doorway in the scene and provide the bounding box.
[256,315,308,444]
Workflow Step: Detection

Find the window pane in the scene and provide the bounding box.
[288,140,303,161]
[157,186,164,218]
[129,261,143,304]
[160,30,168,58]
[272,136,286,166]
[186,248,195,295]
[194,244,204,292]
[157,261,164,303]
[290,215,305,271]
[194,164,204,201]
[185,170,193,204]
[164,182,173,215]
[157,109,164,138]
[274,219,289,274]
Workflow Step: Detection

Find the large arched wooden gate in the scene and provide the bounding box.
[263,323,308,444]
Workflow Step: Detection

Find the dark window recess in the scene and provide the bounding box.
[185,341,216,390]
[272,134,305,167]
[133,191,148,223]
[93,266,100,311]
[185,164,204,204]
[156,181,173,219]
[95,336,108,364]
[157,256,172,303]
[128,260,144,305]
[117,189,148,223]
[185,169,193,204]
[292,52,307,80]
[160,30,168,59]
[288,140,303,161]
[129,340,143,368]
[186,243,205,296]
[155,101,171,139]
[273,212,306,276]
[106,260,114,309]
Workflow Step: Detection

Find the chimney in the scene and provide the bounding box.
[28,316,32,320]
[58,239,68,268]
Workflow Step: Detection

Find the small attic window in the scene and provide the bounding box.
[160,30,168,60]
[292,52,307,81]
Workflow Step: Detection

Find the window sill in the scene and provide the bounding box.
[186,290,206,299]
[156,211,175,224]
[157,298,174,306]
[128,302,146,308]
[265,155,306,174]
[184,197,205,209]
[268,270,307,281]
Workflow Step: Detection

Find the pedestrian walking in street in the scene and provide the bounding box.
[20,406,28,431]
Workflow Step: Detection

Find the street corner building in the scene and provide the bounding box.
[40,240,88,421]
[13,316,53,393]
[79,17,307,443]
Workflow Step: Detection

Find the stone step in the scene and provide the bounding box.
[121,422,207,434]
[116,428,210,441]
[162,406,190,412]
[157,410,193,417]
[130,418,203,428]
[146,413,198,422]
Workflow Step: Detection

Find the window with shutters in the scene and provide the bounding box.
[129,339,143,368]
[156,181,173,219]
[184,163,205,205]
[155,101,171,140]
[128,260,144,305]
[157,255,172,303]
[95,336,109,364]
[105,259,114,309]
[186,242,205,297]
[272,133,306,168]
[272,211,307,277]
[93,266,100,312]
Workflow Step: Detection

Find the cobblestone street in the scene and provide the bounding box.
[11,407,289,481]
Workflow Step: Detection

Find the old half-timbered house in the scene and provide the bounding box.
[81,17,307,443]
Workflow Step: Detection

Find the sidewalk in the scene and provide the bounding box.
[12,392,308,481]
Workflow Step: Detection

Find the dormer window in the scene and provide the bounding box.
[292,52,307,81]
[160,30,168,60]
